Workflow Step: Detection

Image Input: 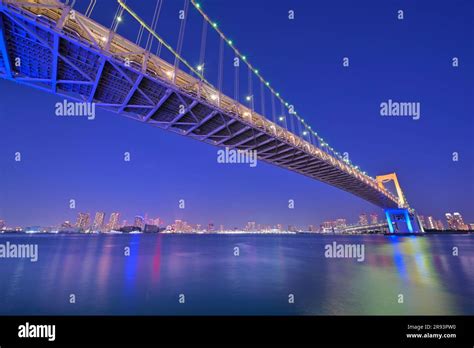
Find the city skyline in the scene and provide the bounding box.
[0,208,471,233]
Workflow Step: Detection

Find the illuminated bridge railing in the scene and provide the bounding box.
[0,0,399,208]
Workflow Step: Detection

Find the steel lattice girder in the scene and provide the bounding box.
[0,1,399,209]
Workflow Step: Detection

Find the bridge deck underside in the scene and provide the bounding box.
[0,5,398,209]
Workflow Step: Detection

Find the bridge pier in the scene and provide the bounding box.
[384,208,423,234]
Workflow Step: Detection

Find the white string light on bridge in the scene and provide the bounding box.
[114,0,372,180]
[189,0,369,175]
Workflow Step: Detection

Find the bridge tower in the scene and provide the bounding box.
[375,173,424,234]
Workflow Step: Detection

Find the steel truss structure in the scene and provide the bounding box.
[0,0,399,208]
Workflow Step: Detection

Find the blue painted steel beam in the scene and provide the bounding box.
[0,14,13,78]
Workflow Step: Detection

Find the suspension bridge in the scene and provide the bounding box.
[0,0,422,233]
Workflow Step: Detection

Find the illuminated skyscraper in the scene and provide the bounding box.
[426,216,436,230]
[61,220,73,228]
[417,215,426,229]
[108,212,120,231]
[245,221,256,231]
[335,218,347,229]
[436,220,445,231]
[173,219,183,232]
[151,217,162,227]
[321,221,335,233]
[76,212,90,231]
[92,212,106,231]
[445,213,456,230]
[453,212,467,230]
[370,213,378,224]
[359,213,368,226]
[134,216,144,229]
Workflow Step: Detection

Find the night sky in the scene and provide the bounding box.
[0,0,472,228]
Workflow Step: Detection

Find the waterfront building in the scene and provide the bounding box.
[445,213,455,230]
[321,221,334,233]
[144,224,159,233]
[417,215,426,229]
[173,220,183,232]
[426,216,437,230]
[245,221,256,231]
[370,213,378,224]
[76,212,90,231]
[359,213,368,226]
[335,219,347,229]
[453,212,467,230]
[107,212,120,231]
[61,220,73,228]
[134,216,144,229]
[92,212,106,231]
[445,212,468,230]
[436,220,445,231]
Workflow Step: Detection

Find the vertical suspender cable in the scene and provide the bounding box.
[271,93,276,124]
[217,36,224,104]
[174,0,189,82]
[198,18,208,66]
[145,0,162,52]
[197,17,207,97]
[136,24,144,45]
[289,108,295,135]
[110,5,120,29]
[248,67,253,111]
[112,1,126,32]
[234,56,239,103]
[154,1,166,57]
[280,102,287,131]
[85,0,96,17]
[259,80,265,118]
